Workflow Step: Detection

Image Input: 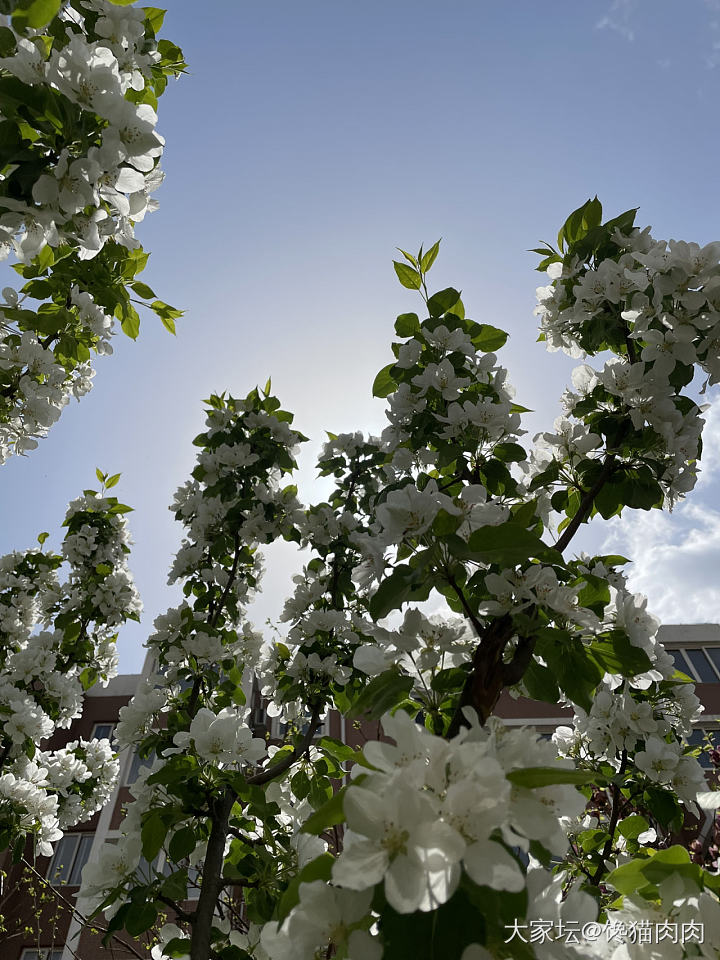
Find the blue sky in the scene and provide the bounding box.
[4,0,720,671]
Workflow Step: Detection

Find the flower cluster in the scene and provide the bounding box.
[533,210,720,506]
[0,484,138,855]
[0,0,184,462]
[264,709,588,959]
[0,1,170,264]
[36,737,119,829]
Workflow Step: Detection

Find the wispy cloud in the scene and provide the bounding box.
[595,0,637,42]
[703,0,720,67]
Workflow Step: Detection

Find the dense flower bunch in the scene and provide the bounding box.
[261,709,591,959]
[533,201,715,505]
[0,474,139,855]
[0,0,184,462]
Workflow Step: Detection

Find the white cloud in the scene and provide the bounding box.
[595,0,637,42]
[601,397,720,625]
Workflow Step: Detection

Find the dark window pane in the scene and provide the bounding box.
[668,648,690,674]
[47,835,79,885]
[685,648,718,682]
[92,723,114,741]
[686,729,705,747]
[126,750,154,784]
[706,648,720,674]
[69,834,94,885]
[686,728,716,768]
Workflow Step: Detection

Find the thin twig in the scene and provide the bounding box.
[19,859,148,960]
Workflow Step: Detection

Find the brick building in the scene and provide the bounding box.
[2,624,719,960]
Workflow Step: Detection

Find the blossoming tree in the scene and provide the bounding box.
[77,204,720,960]
[0,0,180,894]
[4,5,720,960]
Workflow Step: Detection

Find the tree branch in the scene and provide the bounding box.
[157,893,194,924]
[247,703,323,786]
[209,532,242,630]
[591,749,628,885]
[19,859,148,960]
[446,613,514,737]
[190,788,235,960]
[554,454,619,554]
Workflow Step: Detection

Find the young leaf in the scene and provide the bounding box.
[506,767,605,789]
[420,239,440,273]
[372,363,398,398]
[397,248,419,268]
[393,261,422,290]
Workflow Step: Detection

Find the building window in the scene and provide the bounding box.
[250,688,267,730]
[669,646,720,683]
[20,950,64,960]
[125,750,155,785]
[685,728,719,769]
[46,834,94,886]
[91,722,115,741]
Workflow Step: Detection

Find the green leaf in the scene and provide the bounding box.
[131,281,156,299]
[394,312,420,338]
[105,472,121,489]
[348,670,414,721]
[95,467,105,484]
[471,323,508,352]
[0,27,16,56]
[141,811,166,863]
[578,828,608,853]
[37,531,49,545]
[430,667,468,694]
[607,846,697,898]
[397,247,418,267]
[467,522,558,566]
[300,851,334,883]
[420,239,440,273]
[150,299,182,335]
[368,564,431,619]
[521,658,560,702]
[144,6,166,33]
[117,303,140,340]
[588,631,652,678]
[427,287,460,317]
[317,737,359,764]
[548,641,602,713]
[557,197,603,252]
[276,853,335,922]
[506,766,602,789]
[393,261,422,290]
[124,901,158,937]
[161,869,188,901]
[642,786,682,829]
[11,0,61,30]
[493,442,527,463]
[432,508,462,537]
[301,786,348,835]
[168,826,197,863]
[372,363,397,398]
[291,769,311,800]
[618,815,649,840]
